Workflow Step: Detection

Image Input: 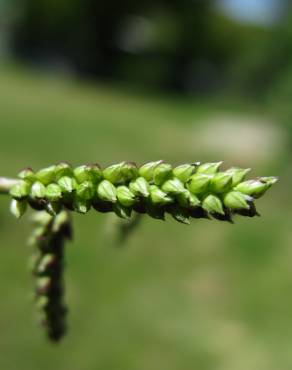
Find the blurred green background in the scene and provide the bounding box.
[0,1,292,369]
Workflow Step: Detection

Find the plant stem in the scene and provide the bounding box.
[0,177,19,194]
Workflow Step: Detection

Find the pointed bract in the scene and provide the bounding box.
[87,164,103,182]
[153,163,172,186]
[10,199,27,218]
[45,184,62,202]
[102,162,125,184]
[202,195,224,215]
[210,172,233,193]
[129,177,150,197]
[30,181,46,199]
[223,191,250,210]
[161,178,185,194]
[36,165,56,185]
[18,167,35,182]
[173,164,196,182]
[196,162,222,175]
[55,162,73,180]
[121,162,138,182]
[150,185,173,205]
[76,181,95,200]
[58,176,77,193]
[234,178,276,198]
[187,173,212,194]
[261,176,278,185]
[74,164,102,184]
[226,167,251,186]
[10,180,30,199]
[138,160,163,181]
[97,180,117,203]
[116,186,136,207]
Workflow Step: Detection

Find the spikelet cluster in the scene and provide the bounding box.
[28,210,72,342]
[9,161,277,224]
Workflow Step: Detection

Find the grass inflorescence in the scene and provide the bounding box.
[9,161,278,224]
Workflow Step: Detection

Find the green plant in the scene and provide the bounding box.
[0,161,277,342]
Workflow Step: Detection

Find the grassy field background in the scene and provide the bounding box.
[0,64,291,370]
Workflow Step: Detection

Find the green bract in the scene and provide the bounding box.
[153,162,172,185]
[116,186,136,207]
[129,177,150,197]
[162,178,185,194]
[35,165,56,185]
[225,167,251,186]
[97,180,117,202]
[187,173,212,194]
[10,199,27,218]
[138,160,163,181]
[7,161,277,224]
[58,176,77,193]
[196,162,222,174]
[223,191,250,210]
[102,162,125,184]
[45,184,62,202]
[202,194,224,215]
[30,181,46,199]
[150,185,173,205]
[55,162,73,180]
[173,163,197,182]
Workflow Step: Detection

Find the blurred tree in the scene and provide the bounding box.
[10,0,239,92]
[11,0,291,95]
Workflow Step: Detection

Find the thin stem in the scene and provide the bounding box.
[0,177,19,194]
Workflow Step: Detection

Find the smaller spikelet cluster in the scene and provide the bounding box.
[28,210,72,342]
[9,161,277,224]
